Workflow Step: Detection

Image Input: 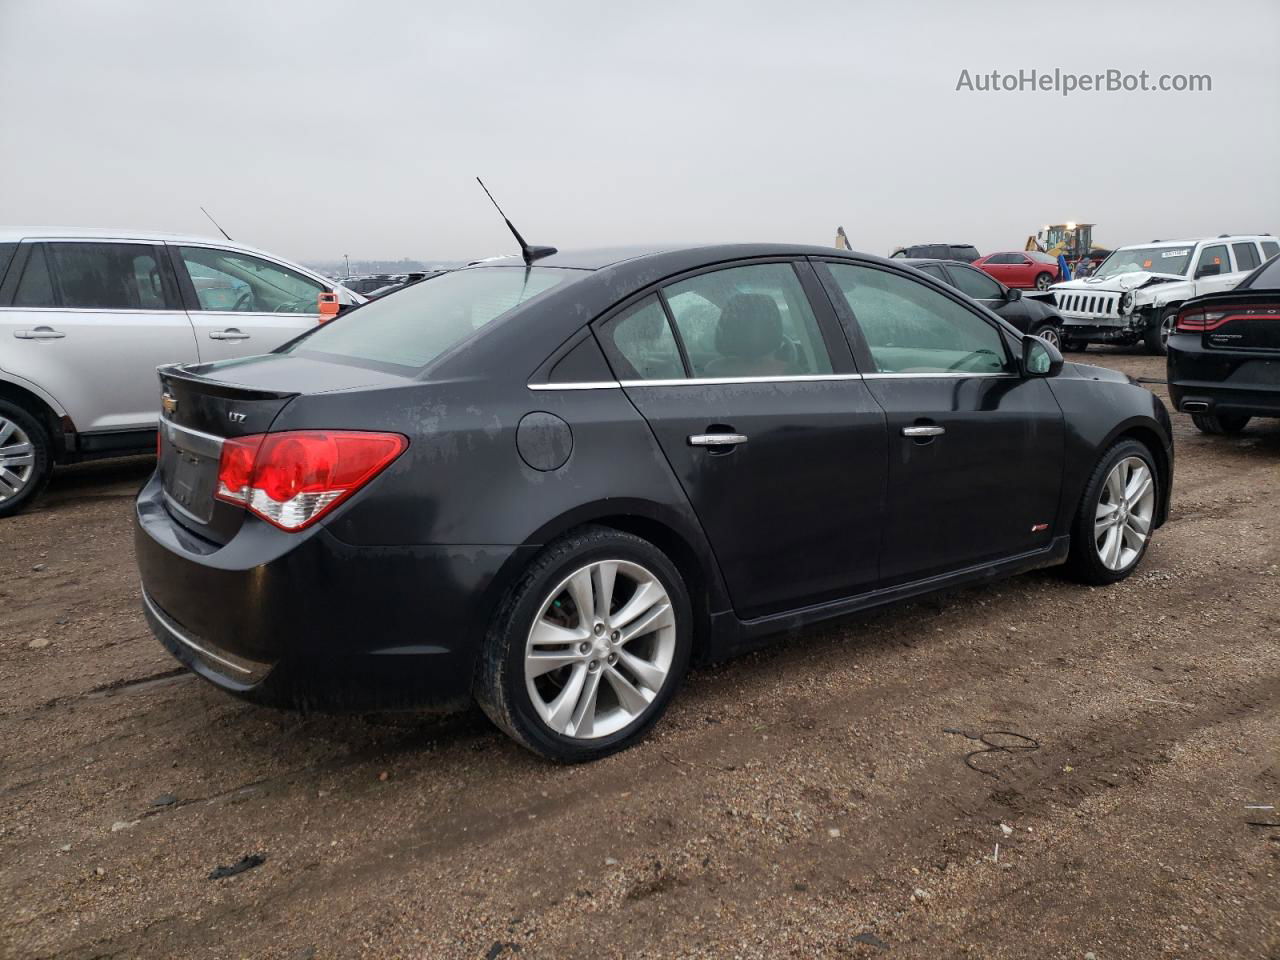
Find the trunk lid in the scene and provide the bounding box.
[1188,291,1280,353]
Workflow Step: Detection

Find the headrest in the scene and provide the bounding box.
[714,294,783,359]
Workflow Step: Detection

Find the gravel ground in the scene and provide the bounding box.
[2,350,1278,960]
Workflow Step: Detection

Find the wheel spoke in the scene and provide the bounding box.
[529,618,588,651]
[567,667,603,737]
[544,663,588,733]
[0,472,17,498]
[1106,467,1125,504]
[1121,522,1146,553]
[1124,466,1152,504]
[526,648,585,678]
[619,599,673,645]
[1126,511,1150,537]
[611,579,663,631]
[616,648,667,692]
[592,561,618,621]
[604,665,652,716]
[567,568,595,629]
[1103,526,1123,569]
[0,420,15,447]
[0,443,33,467]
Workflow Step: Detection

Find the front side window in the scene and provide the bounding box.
[1195,244,1228,278]
[601,296,685,380]
[1231,243,1261,272]
[826,263,1011,375]
[39,242,172,310]
[661,263,832,378]
[179,247,324,314]
[290,266,572,369]
[950,264,1003,300]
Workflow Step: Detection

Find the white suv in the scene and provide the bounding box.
[1048,234,1278,355]
[0,228,364,516]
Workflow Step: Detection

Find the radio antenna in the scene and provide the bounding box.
[475,178,556,266]
[199,206,233,242]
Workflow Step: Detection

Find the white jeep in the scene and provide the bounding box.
[1046,234,1278,355]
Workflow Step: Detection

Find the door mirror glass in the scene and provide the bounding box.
[1023,335,1063,377]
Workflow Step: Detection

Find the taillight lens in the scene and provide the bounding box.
[1175,309,1228,332]
[215,430,407,531]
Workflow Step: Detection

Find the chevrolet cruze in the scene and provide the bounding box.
[135,244,1173,761]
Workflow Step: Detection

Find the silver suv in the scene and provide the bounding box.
[0,228,364,516]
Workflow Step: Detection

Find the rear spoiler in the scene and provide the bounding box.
[156,363,300,402]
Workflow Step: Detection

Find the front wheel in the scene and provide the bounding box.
[476,526,692,762]
[1143,308,1177,356]
[1035,272,1054,291]
[1191,412,1251,435]
[1030,322,1061,350]
[1063,439,1159,585]
[0,400,53,519]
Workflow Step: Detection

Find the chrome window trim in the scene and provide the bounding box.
[187,309,320,319]
[527,371,1018,389]
[0,306,187,315]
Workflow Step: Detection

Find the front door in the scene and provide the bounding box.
[0,240,198,433]
[595,261,887,619]
[170,244,329,362]
[818,260,1064,585]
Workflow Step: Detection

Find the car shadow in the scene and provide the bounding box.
[36,455,155,510]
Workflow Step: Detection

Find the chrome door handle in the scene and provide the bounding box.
[688,433,748,447]
[208,329,250,341]
[14,327,65,340]
[902,425,945,438]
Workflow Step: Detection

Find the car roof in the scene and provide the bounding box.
[470,242,872,273]
[0,225,301,261]
[1116,235,1274,250]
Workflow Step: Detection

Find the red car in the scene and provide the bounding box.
[973,251,1062,290]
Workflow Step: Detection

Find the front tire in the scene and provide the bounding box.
[1063,439,1159,585]
[476,525,692,762]
[0,400,53,519]
[1191,412,1251,435]
[1144,308,1177,356]
[1030,322,1061,350]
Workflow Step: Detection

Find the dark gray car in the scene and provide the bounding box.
[902,258,1065,349]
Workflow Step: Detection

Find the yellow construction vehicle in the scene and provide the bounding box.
[1026,223,1098,262]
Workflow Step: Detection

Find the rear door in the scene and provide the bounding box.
[817,260,1064,584]
[0,240,198,433]
[595,259,888,619]
[171,244,330,361]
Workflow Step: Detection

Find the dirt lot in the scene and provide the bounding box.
[2,350,1278,960]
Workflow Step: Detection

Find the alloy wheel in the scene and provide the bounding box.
[1094,456,1155,571]
[524,559,676,739]
[1036,273,1052,290]
[0,417,35,503]
[1037,326,1061,350]
[1161,312,1175,347]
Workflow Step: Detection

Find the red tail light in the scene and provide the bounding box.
[1175,309,1229,332]
[215,430,407,531]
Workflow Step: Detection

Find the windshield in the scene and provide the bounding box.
[1093,246,1192,280]
[288,266,574,369]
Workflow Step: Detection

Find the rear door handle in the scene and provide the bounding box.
[14,326,65,340]
[688,433,748,447]
[902,425,945,438]
[208,329,250,341]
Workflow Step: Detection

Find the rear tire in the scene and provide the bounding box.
[1063,439,1159,586]
[1191,412,1251,435]
[0,400,53,519]
[1144,308,1177,356]
[475,525,693,762]
[1034,272,1053,291]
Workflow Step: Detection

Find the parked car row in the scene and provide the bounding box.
[134,241,1174,761]
[0,228,364,516]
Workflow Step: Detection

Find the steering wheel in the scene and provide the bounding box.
[273,298,308,313]
[233,290,254,312]
[946,348,999,372]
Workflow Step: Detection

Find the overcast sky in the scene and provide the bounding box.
[2,0,1277,264]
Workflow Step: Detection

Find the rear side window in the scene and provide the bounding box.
[951,245,980,262]
[291,266,573,369]
[601,296,685,380]
[826,263,1011,375]
[1263,241,1279,260]
[39,242,175,310]
[949,264,1002,300]
[661,263,833,378]
[0,243,16,287]
[14,244,56,307]
[1231,242,1261,272]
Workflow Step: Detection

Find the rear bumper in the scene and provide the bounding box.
[1167,338,1280,418]
[134,472,528,711]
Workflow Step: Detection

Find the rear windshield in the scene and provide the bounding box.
[288,266,573,369]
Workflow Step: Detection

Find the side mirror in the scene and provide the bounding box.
[1005,287,1022,302]
[1195,263,1221,279]
[1022,335,1063,378]
[317,291,341,322]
